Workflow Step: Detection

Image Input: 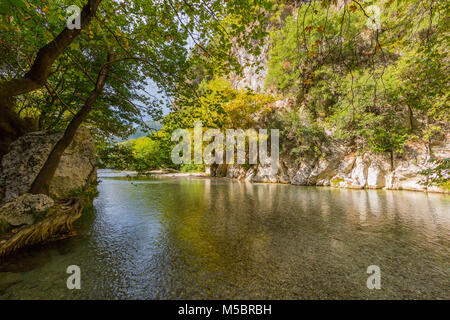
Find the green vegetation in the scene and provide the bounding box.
[266,0,448,162]
[420,158,450,190]
[98,76,275,171]
[0,0,274,192]
[2,0,447,188]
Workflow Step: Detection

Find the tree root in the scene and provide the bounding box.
[0,198,83,258]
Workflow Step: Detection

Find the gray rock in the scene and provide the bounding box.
[0,193,54,226]
[1,128,96,202]
[222,144,449,194]
[253,164,279,183]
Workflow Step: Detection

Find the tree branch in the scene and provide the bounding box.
[0,0,103,98]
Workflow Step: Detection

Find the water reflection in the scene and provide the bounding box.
[0,173,449,299]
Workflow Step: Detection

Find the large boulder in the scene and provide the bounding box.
[0,193,54,227]
[1,128,96,202]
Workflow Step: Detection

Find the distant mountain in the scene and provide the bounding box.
[127,121,163,140]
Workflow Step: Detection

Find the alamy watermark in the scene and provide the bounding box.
[366,265,381,290]
[171,121,279,175]
[365,5,382,31]
[66,5,81,29]
[66,265,81,290]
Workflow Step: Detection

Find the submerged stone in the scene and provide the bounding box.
[0,272,23,294]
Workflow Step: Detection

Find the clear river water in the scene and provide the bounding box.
[0,170,449,299]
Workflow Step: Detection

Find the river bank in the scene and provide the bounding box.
[104,166,449,194]
[102,169,208,178]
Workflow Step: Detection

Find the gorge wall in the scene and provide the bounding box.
[214,35,449,194]
[211,138,449,193]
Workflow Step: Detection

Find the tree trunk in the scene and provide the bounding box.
[29,54,112,195]
[0,98,34,157]
[0,0,102,160]
[406,105,415,131]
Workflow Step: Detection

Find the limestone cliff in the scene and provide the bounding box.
[211,138,449,193]
[215,42,449,194]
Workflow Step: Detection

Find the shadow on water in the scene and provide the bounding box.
[1,171,449,299]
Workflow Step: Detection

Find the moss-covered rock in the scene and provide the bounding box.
[0,193,54,227]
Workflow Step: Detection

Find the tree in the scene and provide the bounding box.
[265,0,448,160]
[29,50,114,194]
[0,0,103,157]
[1,0,274,195]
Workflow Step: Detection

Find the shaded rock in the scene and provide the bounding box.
[229,38,269,93]
[0,193,54,227]
[211,164,228,177]
[252,164,279,183]
[1,128,96,202]
[338,154,356,174]
[276,160,291,183]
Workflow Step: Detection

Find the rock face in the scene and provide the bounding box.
[218,35,450,194]
[0,128,96,202]
[228,38,269,93]
[0,193,54,227]
[211,138,450,194]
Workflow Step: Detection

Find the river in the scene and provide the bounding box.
[0,170,449,299]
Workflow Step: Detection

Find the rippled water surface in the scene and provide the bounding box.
[1,170,449,299]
